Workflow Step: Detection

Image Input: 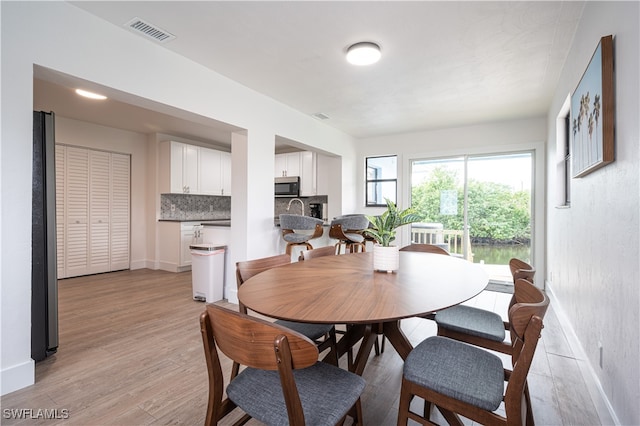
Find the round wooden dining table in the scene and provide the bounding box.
[238,251,488,375]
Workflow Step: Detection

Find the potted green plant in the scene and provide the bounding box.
[365,198,421,272]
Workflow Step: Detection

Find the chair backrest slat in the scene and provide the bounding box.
[504,313,544,423]
[399,244,450,256]
[204,304,318,371]
[509,278,549,341]
[299,245,338,260]
[235,254,291,315]
[236,254,291,285]
[509,258,535,281]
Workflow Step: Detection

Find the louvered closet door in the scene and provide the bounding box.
[65,147,89,277]
[110,153,130,271]
[89,150,111,274]
[55,146,66,278]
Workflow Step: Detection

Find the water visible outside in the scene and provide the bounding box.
[471,244,530,265]
[471,244,531,286]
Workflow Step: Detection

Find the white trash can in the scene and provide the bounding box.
[190,243,227,302]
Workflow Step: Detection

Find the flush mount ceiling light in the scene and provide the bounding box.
[75,89,107,100]
[346,42,381,66]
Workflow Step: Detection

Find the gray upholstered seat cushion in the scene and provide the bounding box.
[283,233,314,243]
[435,305,506,342]
[275,320,334,341]
[280,214,323,230]
[343,232,365,243]
[227,361,366,426]
[403,336,504,412]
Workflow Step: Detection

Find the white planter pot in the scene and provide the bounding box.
[373,245,400,273]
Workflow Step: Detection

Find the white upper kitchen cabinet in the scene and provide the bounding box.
[199,147,219,195]
[199,147,232,196]
[167,141,199,194]
[161,141,231,196]
[274,152,301,178]
[182,144,199,194]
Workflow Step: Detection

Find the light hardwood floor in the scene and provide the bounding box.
[2,269,605,425]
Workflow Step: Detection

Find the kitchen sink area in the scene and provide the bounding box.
[274,195,328,225]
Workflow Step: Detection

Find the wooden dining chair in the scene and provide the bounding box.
[434,258,536,355]
[400,243,450,256]
[397,286,549,426]
[200,304,365,426]
[236,254,338,366]
[509,257,536,282]
[298,245,338,261]
[434,276,546,425]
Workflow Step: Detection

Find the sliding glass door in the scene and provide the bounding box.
[410,152,533,285]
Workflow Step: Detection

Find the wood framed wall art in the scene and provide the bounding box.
[570,34,614,178]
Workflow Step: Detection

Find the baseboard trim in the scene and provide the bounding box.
[545,280,619,425]
[1,359,34,396]
[129,260,148,270]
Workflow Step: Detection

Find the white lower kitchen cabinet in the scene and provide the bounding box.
[157,221,202,272]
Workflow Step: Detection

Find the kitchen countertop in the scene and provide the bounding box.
[274,217,329,227]
[159,219,231,227]
[201,220,231,227]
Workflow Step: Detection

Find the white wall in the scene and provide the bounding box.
[0,1,357,395]
[545,2,639,424]
[356,117,547,263]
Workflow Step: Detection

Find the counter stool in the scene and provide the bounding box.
[279,214,324,255]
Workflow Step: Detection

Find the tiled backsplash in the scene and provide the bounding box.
[274,195,328,218]
[161,194,231,220]
[161,193,328,221]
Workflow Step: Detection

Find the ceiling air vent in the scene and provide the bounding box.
[312,113,330,120]
[124,18,176,43]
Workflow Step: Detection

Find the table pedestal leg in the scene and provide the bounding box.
[352,324,376,376]
[382,320,412,360]
[328,320,413,375]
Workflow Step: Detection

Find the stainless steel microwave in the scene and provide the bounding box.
[275,176,300,197]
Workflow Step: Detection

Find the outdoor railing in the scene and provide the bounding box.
[410,224,473,261]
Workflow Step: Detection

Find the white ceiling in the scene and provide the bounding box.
[35,1,584,147]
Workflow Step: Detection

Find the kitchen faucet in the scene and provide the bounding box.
[287,198,305,215]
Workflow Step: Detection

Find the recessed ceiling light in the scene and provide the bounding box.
[75,89,107,100]
[346,42,381,66]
